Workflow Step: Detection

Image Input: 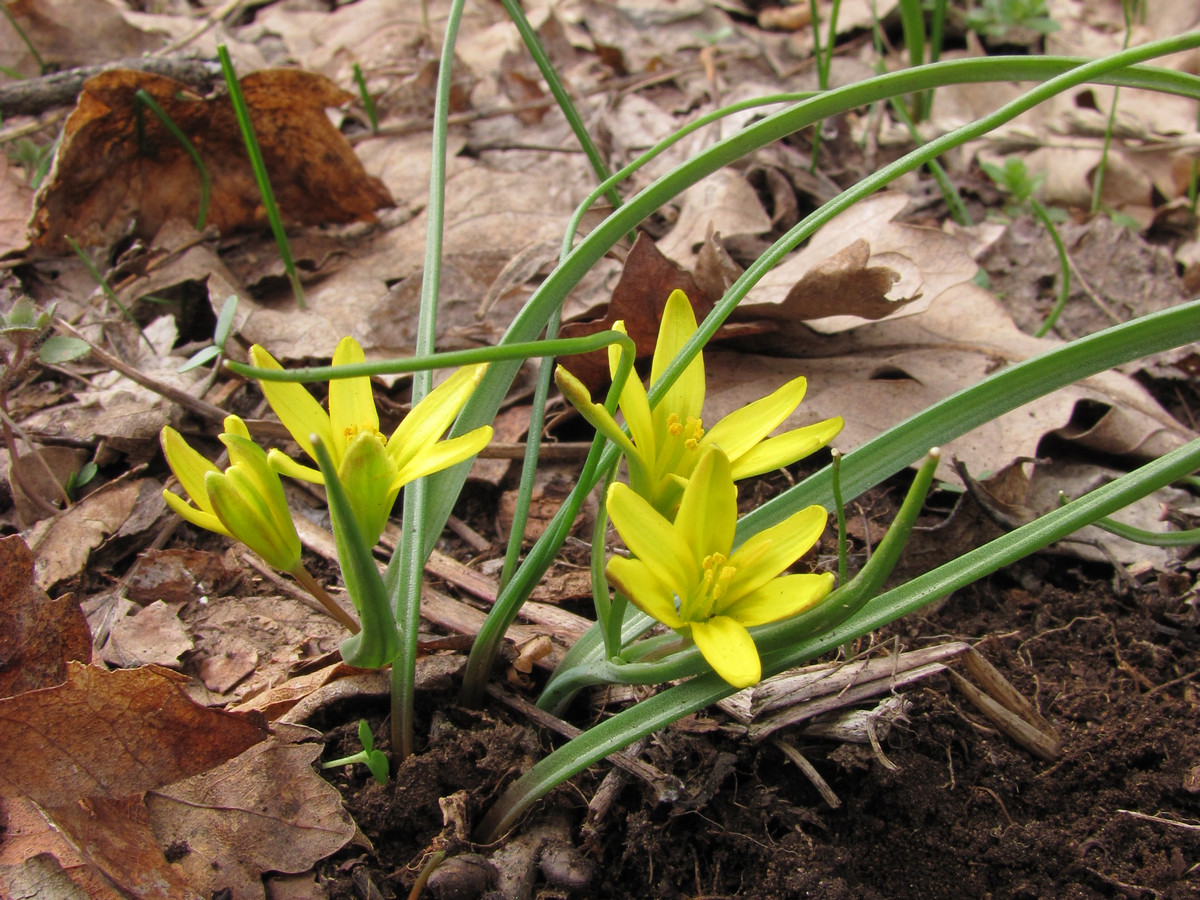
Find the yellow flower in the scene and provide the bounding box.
[250,337,493,547]
[160,415,302,573]
[557,289,843,515]
[605,445,834,688]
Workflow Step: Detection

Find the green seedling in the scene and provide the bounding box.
[178,295,239,374]
[217,44,306,310]
[351,63,379,133]
[9,138,56,189]
[65,235,156,353]
[321,720,389,785]
[965,0,1059,42]
[982,157,1070,336]
[64,462,98,500]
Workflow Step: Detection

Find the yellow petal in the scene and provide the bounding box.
[650,289,704,426]
[719,572,835,626]
[726,504,827,601]
[690,616,761,688]
[605,556,684,629]
[555,366,650,483]
[606,482,694,600]
[701,376,808,463]
[250,344,334,464]
[223,415,251,440]
[220,433,297,543]
[162,489,229,536]
[605,321,657,463]
[727,417,844,480]
[329,336,379,445]
[391,426,493,490]
[673,446,735,560]
[206,468,301,571]
[387,364,486,472]
[160,426,219,513]
[267,448,324,485]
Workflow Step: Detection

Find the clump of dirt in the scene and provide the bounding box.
[317,559,1200,899]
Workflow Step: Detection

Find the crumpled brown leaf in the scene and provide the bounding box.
[0,662,268,809]
[29,68,394,254]
[145,727,358,900]
[0,535,90,700]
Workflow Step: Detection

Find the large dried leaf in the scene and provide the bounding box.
[30,68,394,254]
[44,797,202,900]
[0,536,90,700]
[0,0,162,77]
[739,192,977,333]
[145,729,357,900]
[704,280,1194,501]
[0,662,268,809]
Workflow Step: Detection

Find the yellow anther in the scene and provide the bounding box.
[667,413,684,437]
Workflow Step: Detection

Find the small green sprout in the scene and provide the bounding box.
[351,63,379,133]
[64,461,98,500]
[965,0,1059,42]
[178,295,239,373]
[321,720,389,785]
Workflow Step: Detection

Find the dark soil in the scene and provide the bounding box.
[314,556,1200,900]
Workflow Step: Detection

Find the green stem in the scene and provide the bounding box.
[498,0,620,211]
[1031,198,1071,337]
[390,0,466,762]
[134,89,211,231]
[217,45,306,310]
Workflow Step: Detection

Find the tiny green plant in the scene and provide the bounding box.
[321,720,389,785]
[981,156,1070,336]
[178,294,239,374]
[8,138,56,189]
[351,63,379,133]
[965,0,1059,42]
[216,44,307,310]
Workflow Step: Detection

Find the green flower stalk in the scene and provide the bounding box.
[556,289,843,516]
[250,337,493,547]
[160,415,359,633]
[606,444,834,688]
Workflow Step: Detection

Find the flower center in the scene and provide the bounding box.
[665,412,705,450]
[689,551,736,620]
[343,422,386,447]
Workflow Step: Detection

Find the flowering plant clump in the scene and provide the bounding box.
[556,289,844,516]
[606,444,834,687]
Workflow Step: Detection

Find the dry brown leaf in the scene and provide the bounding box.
[0,156,35,256]
[0,0,162,77]
[656,168,772,271]
[145,730,357,900]
[97,600,193,670]
[0,662,268,809]
[702,281,1194,517]
[44,796,202,900]
[26,478,144,590]
[0,797,123,900]
[0,535,90,700]
[743,192,977,333]
[30,68,393,254]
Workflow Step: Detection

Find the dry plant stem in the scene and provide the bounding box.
[774,739,841,809]
[0,56,220,118]
[485,684,683,801]
[56,321,229,425]
[289,563,361,634]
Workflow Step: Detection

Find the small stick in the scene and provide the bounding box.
[773,739,840,809]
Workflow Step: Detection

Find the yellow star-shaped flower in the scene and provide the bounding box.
[605,445,834,688]
[250,337,492,547]
[557,289,843,515]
